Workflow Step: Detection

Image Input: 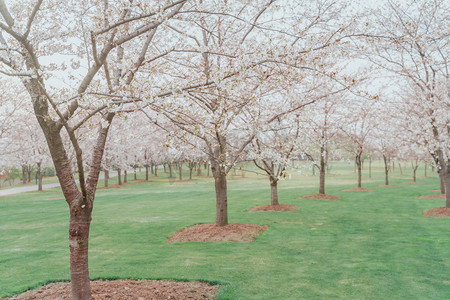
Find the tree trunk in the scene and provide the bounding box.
[369,157,372,179]
[197,163,202,176]
[163,163,167,173]
[319,168,326,195]
[134,166,137,180]
[207,164,210,177]
[118,168,122,185]
[445,165,450,208]
[168,163,173,178]
[151,161,154,174]
[438,170,445,194]
[270,177,279,205]
[104,170,109,187]
[27,166,32,183]
[123,170,127,183]
[413,168,417,182]
[189,163,194,180]
[356,154,362,188]
[37,162,43,191]
[383,155,389,186]
[154,163,158,177]
[69,205,92,300]
[178,163,183,181]
[424,161,427,177]
[319,149,326,194]
[212,164,228,226]
[22,165,27,184]
[145,165,149,181]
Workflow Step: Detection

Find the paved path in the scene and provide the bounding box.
[0,183,62,196]
[0,170,129,197]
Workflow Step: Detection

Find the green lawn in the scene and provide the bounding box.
[0,161,449,299]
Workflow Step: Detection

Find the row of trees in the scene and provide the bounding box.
[0,0,447,299]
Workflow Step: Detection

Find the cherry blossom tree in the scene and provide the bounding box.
[251,113,301,206]
[299,84,351,195]
[361,0,449,206]
[0,1,187,298]
[339,99,377,189]
[135,0,359,226]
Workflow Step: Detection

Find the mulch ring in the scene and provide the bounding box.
[342,187,374,192]
[166,223,268,243]
[248,204,300,212]
[379,185,400,188]
[1,279,219,300]
[423,207,450,218]
[301,193,339,201]
[418,194,445,200]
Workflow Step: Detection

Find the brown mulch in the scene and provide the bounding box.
[1,279,219,300]
[166,223,268,243]
[379,185,400,188]
[342,187,374,192]
[402,181,425,184]
[423,207,450,218]
[418,194,446,199]
[301,193,339,201]
[248,204,300,212]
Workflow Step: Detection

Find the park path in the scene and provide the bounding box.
[0,171,126,197]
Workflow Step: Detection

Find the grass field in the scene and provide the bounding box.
[1,160,449,299]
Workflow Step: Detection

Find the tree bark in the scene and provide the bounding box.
[398,162,403,175]
[178,163,183,181]
[151,161,154,175]
[411,160,418,183]
[424,161,427,177]
[104,170,109,188]
[197,162,202,176]
[212,164,228,226]
[22,165,27,184]
[27,166,32,183]
[134,166,137,180]
[123,170,127,183]
[270,177,279,205]
[445,164,450,208]
[438,170,445,194]
[154,163,158,177]
[145,165,149,181]
[356,154,362,188]
[189,162,194,180]
[168,163,173,178]
[37,162,42,191]
[210,137,228,226]
[319,148,326,194]
[117,168,122,185]
[69,204,92,300]
[383,155,389,186]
